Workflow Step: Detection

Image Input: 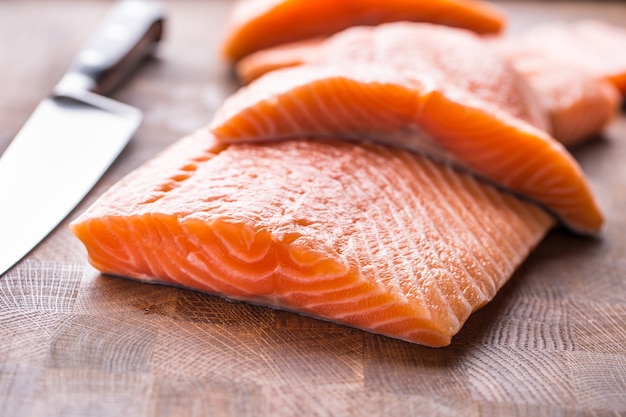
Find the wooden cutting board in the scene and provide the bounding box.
[1,1,626,416]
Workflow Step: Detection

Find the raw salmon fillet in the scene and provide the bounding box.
[237,37,326,84]
[489,20,626,146]
[519,69,620,147]
[498,20,626,96]
[233,23,548,131]
[237,22,622,147]
[220,0,506,61]
[70,130,554,347]
[210,23,603,235]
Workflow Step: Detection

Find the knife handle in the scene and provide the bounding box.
[55,0,164,97]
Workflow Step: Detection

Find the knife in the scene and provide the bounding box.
[0,0,165,276]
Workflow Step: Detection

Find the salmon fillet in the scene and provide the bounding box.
[70,130,554,347]
[237,21,623,147]
[497,20,626,96]
[210,24,603,235]
[221,0,506,61]
[237,37,326,84]
[520,69,620,147]
[234,23,548,131]
[487,20,626,146]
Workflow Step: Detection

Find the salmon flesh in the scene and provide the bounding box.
[212,24,603,235]
[70,131,554,347]
[221,0,506,61]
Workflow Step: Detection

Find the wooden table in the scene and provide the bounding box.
[1,1,626,416]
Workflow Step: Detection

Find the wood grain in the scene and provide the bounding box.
[1,1,626,416]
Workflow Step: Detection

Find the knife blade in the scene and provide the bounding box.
[0,0,165,276]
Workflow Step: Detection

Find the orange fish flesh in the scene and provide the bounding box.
[520,68,620,147]
[487,20,626,146]
[70,131,554,347]
[497,20,626,96]
[237,22,622,147]
[221,0,506,61]
[211,23,603,235]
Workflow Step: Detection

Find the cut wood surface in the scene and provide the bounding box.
[1,1,626,416]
